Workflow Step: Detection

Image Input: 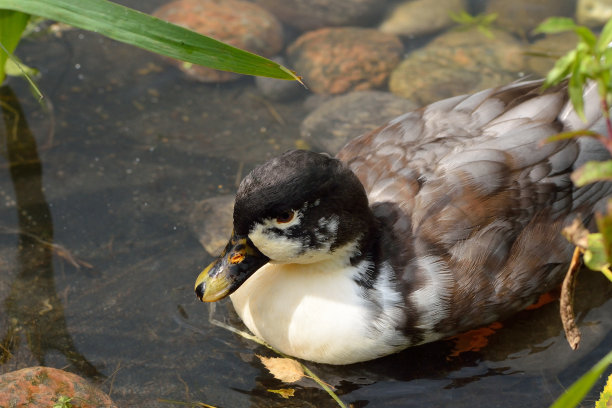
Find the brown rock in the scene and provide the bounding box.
[576,0,612,27]
[379,0,467,37]
[287,27,404,95]
[0,366,116,408]
[389,29,525,105]
[153,0,284,82]
[253,0,383,31]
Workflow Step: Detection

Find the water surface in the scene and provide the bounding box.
[0,1,611,407]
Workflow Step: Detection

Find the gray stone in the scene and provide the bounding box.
[379,0,467,37]
[301,91,418,155]
[389,29,525,105]
[253,0,384,31]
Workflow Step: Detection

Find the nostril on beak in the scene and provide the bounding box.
[195,282,205,301]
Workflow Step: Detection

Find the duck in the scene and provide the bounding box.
[194,79,612,365]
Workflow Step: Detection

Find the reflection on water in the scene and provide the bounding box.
[0,86,99,378]
[0,1,610,407]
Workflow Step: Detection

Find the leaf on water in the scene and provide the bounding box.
[257,355,305,383]
[267,388,296,399]
[560,247,582,350]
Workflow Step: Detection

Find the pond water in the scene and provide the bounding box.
[1,0,611,407]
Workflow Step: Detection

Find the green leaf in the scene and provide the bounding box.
[573,26,597,49]
[568,60,586,121]
[595,200,612,265]
[535,17,577,34]
[0,9,29,83]
[449,10,473,24]
[597,17,612,53]
[544,130,602,144]
[0,0,300,81]
[595,373,612,408]
[481,12,498,25]
[550,349,612,408]
[571,160,612,186]
[544,49,577,87]
[584,233,610,271]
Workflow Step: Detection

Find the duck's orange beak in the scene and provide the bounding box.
[194,231,269,302]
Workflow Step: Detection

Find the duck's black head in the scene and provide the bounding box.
[195,150,375,302]
[234,149,374,262]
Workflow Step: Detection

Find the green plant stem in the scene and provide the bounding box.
[601,265,612,282]
[601,98,612,151]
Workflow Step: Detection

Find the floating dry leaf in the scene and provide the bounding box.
[561,247,582,350]
[257,355,305,383]
[267,388,296,399]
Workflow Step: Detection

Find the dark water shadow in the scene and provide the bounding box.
[0,85,100,378]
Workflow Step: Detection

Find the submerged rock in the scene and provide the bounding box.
[152,0,283,82]
[576,0,612,27]
[389,28,525,104]
[0,366,116,408]
[379,0,467,37]
[189,195,234,256]
[253,0,383,31]
[287,27,404,95]
[301,91,418,154]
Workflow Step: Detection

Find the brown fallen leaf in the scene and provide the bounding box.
[561,246,582,350]
[257,355,305,383]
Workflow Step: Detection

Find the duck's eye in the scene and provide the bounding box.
[275,210,295,224]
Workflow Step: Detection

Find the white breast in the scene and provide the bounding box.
[229,258,407,364]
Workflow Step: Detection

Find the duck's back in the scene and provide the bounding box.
[337,80,612,339]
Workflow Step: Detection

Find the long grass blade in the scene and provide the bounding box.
[0,0,300,81]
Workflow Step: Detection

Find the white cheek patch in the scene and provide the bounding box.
[249,212,343,264]
[249,221,303,262]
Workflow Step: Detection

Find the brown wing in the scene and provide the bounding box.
[337,80,612,335]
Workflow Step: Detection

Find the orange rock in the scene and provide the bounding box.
[0,366,116,408]
[153,0,284,82]
[287,27,403,95]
